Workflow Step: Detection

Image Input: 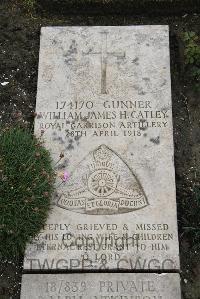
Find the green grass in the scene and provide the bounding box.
[182,31,200,90]
[0,126,55,260]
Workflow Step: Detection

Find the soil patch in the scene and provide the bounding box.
[0,2,200,298]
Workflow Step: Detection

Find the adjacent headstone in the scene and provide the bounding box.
[20,273,182,298]
[24,26,180,271]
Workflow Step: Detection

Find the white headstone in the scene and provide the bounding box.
[20,273,182,298]
[24,26,180,270]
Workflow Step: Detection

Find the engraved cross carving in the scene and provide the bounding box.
[83,31,126,94]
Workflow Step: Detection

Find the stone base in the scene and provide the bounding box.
[20,273,181,298]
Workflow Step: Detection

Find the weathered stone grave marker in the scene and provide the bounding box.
[21,273,181,298]
[21,25,181,298]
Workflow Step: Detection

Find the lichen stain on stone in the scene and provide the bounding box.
[65,143,74,151]
[64,137,77,151]
[52,136,65,144]
[64,40,78,56]
[150,136,160,145]
[81,116,92,128]
[139,119,148,131]
[132,57,139,65]
[55,159,69,170]
[140,126,147,131]
[142,77,150,81]
[74,135,82,141]
[160,79,167,87]
[132,84,145,95]
[64,39,78,65]
[138,90,146,95]
[65,57,76,65]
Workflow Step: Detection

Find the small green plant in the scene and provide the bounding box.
[0,126,55,260]
[182,31,200,88]
[22,0,36,11]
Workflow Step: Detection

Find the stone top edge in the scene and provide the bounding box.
[21,273,181,278]
[41,25,169,31]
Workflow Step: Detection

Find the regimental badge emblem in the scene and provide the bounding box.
[57,145,149,215]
